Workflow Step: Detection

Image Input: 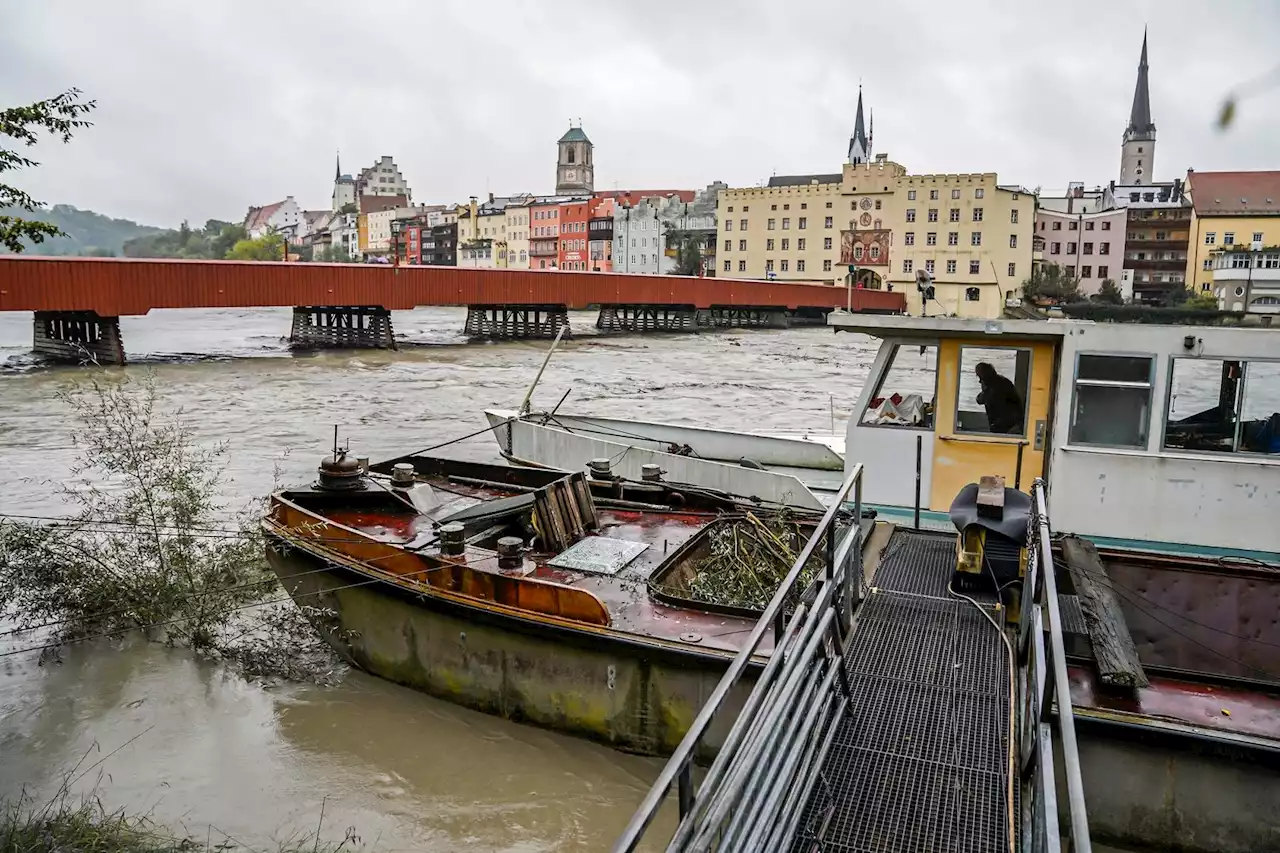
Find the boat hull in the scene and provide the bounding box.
[266,542,758,758]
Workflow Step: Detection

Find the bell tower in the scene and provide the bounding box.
[555,122,594,195]
[1119,29,1156,185]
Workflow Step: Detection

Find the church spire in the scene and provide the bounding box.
[848,86,870,165]
[1126,28,1155,136]
[335,150,341,181]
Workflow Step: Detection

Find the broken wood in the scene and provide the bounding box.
[977,475,1006,519]
[1061,535,1150,690]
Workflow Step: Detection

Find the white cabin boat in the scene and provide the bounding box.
[491,313,1280,559]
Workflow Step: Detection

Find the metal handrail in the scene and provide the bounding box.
[1018,479,1092,853]
[613,464,864,853]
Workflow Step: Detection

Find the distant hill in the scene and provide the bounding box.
[0,204,166,256]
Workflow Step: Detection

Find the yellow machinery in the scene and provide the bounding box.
[950,476,1030,621]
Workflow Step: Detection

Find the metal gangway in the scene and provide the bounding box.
[613,473,1091,853]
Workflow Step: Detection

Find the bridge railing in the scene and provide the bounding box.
[1018,479,1092,853]
[612,465,865,853]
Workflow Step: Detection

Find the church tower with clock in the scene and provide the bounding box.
[555,123,594,195]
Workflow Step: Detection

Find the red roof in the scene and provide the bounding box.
[595,188,696,206]
[244,201,284,232]
[1187,170,1280,217]
[359,194,408,215]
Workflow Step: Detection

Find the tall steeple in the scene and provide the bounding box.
[1119,29,1157,185]
[335,150,341,182]
[848,87,871,166]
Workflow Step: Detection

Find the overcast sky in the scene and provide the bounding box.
[4,1,1278,228]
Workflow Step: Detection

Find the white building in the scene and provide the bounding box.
[1210,249,1280,315]
[612,184,723,275]
[244,196,303,240]
[359,156,412,202]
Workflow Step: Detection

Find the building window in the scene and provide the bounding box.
[1009,235,1017,249]
[724,239,732,251]
[948,232,958,246]
[1098,265,1108,278]
[799,217,807,229]
[1101,221,1111,231]
[1011,210,1019,224]
[782,218,790,229]
[1201,282,1211,292]
[723,260,731,272]
[739,260,746,272]
[801,203,807,210]
[903,259,913,273]
[969,260,981,274]
[768,219,776,230]
[727,206,734,213]
[1225,232,1236,246]
[964,287,980,302]
[971,232,982,246]
[743,206,749,212]
[926,232,937,246]
[1068,221,1079,231]
[1205,232,1216,245]
[928,209,939,222]
[823,259,832,271]
[1253,232,1264,243]
[781,238,790,250]
[724,220,732,231]
[825,202,832,209]
[739,219,747,229]
[975,188,985,199]
[1067,265,1076,277]
[739,239,747,251]
[906,209,916,223]
[869,245,880,260]
[824,216,833,228]
[949,209,960,222]
[1085,221,1095,231]
[641,254,647,264]
[1067,242,1077,254]
[767,238,775,250]
[929,189,939,200]
[783,204,790,211]
[973,208,984,222]
[1083,242,1093,255]
[771,204,778,211]
[1082,265,1092,278]
[854,245,864,261]
[904,232,915,246]
[766,259,774,272]
[1052,222,1062,231]
[1007,262,1016,277]
[947,259,957,274]
[925,259,935,274]
[908,190,917,200]
[797,259,806,272]
[798,238,806,250]
[1099,242,1110,255]
[780,260,789,272]
[1070,355,1153,448]
[875,199,882,209]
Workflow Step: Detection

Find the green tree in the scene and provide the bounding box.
[0,89,96,253]
[314,244,357,263]
[1185,291,1220,311]
[665,230,706,276]
[1094,278,1124,305]
[1021,263,1083,303]
[339,202,358,215]
[225,231,285,261]
[1162,283,1190,307]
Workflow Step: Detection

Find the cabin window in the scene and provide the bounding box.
[860,344,938,428]
[1163,359,1280,455]
[955,346,1031,436]
[1069,354,1153,448]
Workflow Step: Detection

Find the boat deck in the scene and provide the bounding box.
[793,530,1014,853]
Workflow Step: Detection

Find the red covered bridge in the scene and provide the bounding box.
[0,256,905,364]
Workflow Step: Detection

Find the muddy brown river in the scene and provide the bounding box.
[0,308,883,851]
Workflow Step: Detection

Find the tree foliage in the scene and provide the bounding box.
[0,89,96,253]
[314,244,358,263]
[665,229,706,276]
[225,231,285,261]
[1185,291,1220,311]
[1093,278,1124,305]
[1021,263,1083,304]
[0,203,162,256]
[122,218,246,259]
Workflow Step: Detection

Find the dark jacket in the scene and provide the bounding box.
[977,374,1024,434]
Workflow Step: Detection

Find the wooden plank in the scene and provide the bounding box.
[1060,535,1150,689]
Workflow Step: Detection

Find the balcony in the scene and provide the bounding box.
[529,243,557,257]
[1126,238,1189,250]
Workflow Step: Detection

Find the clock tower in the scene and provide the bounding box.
[555,123,594,195]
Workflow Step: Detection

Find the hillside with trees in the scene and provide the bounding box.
[122,219,247,259]
[0,203,165,256]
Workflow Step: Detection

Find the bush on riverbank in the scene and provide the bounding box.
[0,373,346,684]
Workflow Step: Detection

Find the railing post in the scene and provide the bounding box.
[678,761,694,819]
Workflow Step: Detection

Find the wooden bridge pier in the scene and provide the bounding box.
[290,306,396,350]
[33,311,126,365]
[464,304,570,340]
[697,306,791,329]
[596,304,699,333]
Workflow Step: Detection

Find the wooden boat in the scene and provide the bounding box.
[262,453,843,758]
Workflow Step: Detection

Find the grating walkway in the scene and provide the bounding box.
[792,530,1014,853]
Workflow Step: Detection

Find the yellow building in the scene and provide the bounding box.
[506,202,530,269]
[717,158,1033,319]
[1183,169,1280,296]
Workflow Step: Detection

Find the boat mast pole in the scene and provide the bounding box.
[519,325,568,416]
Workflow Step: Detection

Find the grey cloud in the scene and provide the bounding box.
[2,0,1277,227]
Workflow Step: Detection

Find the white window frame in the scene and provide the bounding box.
[1068,351,1155,450]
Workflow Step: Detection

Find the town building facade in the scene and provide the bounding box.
[555,125,594,196]
[1183,170,1280,312]
[1034,207,1129,298]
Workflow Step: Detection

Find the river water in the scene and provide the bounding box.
[0,308,881,851]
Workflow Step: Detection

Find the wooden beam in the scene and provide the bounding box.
[1061,535,1150,689]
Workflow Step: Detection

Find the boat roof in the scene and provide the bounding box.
[827,312,1071,340]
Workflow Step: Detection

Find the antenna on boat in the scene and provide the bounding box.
[333,424,339,456]
[519,325,568,416]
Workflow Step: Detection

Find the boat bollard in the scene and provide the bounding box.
[496,536,523,569]
[589,458,613,480]
[641,464,663,483]
[391,462,416,488]
[440,522,466,556]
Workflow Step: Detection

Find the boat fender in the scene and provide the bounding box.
[738,457,766,470]
[667,491,685,506]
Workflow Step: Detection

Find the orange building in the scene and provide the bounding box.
[558,199,592,271]
[588,197,615,272]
